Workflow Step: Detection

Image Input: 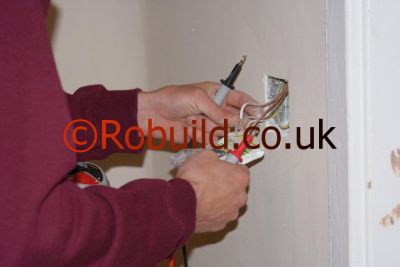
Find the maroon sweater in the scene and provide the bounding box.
[0,1,196,266]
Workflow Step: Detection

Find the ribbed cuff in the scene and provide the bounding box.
[94,87,144,159]
[166,178,197,248]
[69,85,144,161]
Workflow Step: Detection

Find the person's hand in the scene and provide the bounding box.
[176,151,250,232]
[137,82,255,143]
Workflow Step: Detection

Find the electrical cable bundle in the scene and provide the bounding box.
[235,82,288,135]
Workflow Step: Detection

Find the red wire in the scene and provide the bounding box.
[169,255,175,267]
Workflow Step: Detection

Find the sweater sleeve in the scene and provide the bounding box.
[0,1,197,266]
[66,85,143,161]
[29,178,196,267]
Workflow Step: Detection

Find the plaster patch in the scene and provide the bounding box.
[380,203,400,227]
[391,148,400,176]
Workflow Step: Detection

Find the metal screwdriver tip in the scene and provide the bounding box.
[239,55,247,66]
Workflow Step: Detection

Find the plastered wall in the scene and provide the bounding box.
[50,1,329,266]
[367,0,400,265]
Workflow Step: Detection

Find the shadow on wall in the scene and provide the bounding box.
[46,4,58,41]
[157,213,244,267]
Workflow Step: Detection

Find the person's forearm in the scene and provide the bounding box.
[66,85,143,161]
[24,177,196,266]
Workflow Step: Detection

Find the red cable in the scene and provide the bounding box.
[169,255,175,267]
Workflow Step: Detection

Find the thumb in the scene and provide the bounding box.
[195,90,238,125]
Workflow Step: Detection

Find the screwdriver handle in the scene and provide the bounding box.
[213,84,231,105]
[226,135,253,164]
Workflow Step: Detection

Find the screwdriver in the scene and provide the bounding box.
[226,113,262,164]
[225,134,254,164]
[213,55,250,164]
[187,55,247,149]
[214,54,247,105]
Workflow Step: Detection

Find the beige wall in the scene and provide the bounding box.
[50,0,155,188]
[50,1,329,266]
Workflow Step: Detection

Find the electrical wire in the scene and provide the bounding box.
[168,244,188,267]
[168,256,175,267]
[236,82,288,135]
[182,245,189,267]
